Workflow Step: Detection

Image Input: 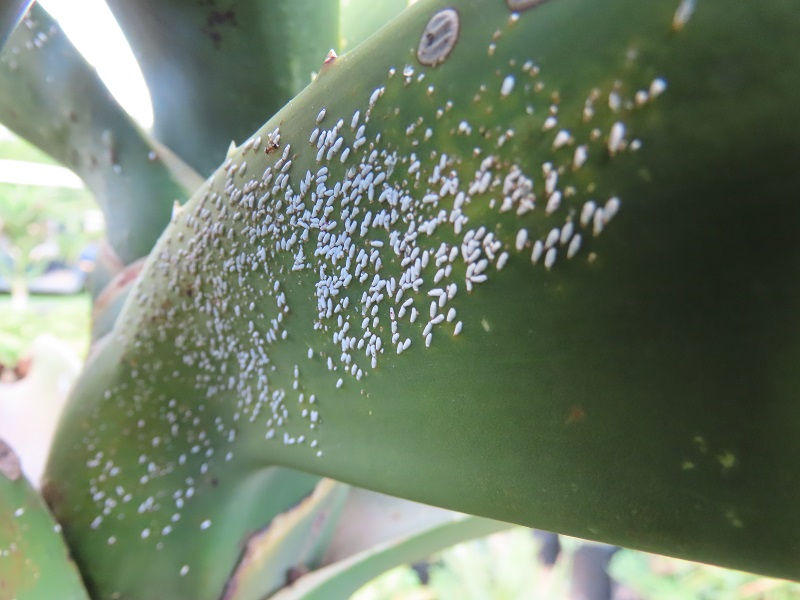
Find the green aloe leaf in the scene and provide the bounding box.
[0,3,202,265]
[105,0,340,175]
[273,490,510,600]
[0,439,90,600]
[46,0,800,596]
[221,479,348,600]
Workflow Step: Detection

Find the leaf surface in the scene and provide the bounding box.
[46,1,800,596]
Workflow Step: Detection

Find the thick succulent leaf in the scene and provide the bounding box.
[105,0,340,176]
[273,494,509,600]
[0,3,202,265]
[45,396,323,600]
[46,0,800,595]
[0,439,90,600]
[221,478,347,600]
[0,0,30,50]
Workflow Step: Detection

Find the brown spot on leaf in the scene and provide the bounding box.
[566,406,586,424]
[92,257,147,315]
[286,564,309,585]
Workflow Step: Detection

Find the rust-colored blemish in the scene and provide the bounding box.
[566,406,586,424]
[92,257,147,315]
[323,49,338,66]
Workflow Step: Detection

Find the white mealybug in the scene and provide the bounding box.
[496,252,509,270]
[545,227,560,249]
[515,228,528,252]
[567,234,582,259]
[604,196,621,222]
[649,77,668,98]
[573,145,588,170]
[552,129,571,150]
[500,74,516,97]
[531,240,544,264]
[672,0,696,30]
[608,121,626,155]
[544,247,557,271]
[580,200,597,227]
[560,221,574,245]
[545,191,562,215]
[608,90,622,112]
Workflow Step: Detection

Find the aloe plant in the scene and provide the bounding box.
[1,0,800,597]
[0,439,89,599]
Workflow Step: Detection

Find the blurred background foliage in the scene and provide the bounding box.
[0,126,95,369]
[352,529,800,600]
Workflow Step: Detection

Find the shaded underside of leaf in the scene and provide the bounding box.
[270,487,513,600]
[46,0,800,596]
[220,478,348,600]
[274,514,509,599]
[321,488,475,565]
[105,0,341,176]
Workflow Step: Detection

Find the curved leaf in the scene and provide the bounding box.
[0,439,89,600]
[46,0,800,596]
[273,492,509,600]
[321,488,480,565]
[221,478,347,600]
[0,3,202,264]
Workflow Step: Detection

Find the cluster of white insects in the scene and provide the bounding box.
[70,0,682,585]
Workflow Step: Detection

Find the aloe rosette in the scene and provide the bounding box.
[36,0,800,596]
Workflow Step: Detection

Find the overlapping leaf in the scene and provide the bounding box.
[44,0,800,597]
[0,3,201,266]
[0,439,89,600]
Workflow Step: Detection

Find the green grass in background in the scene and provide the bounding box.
[354,529,800,600]
[0,293,90,367]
